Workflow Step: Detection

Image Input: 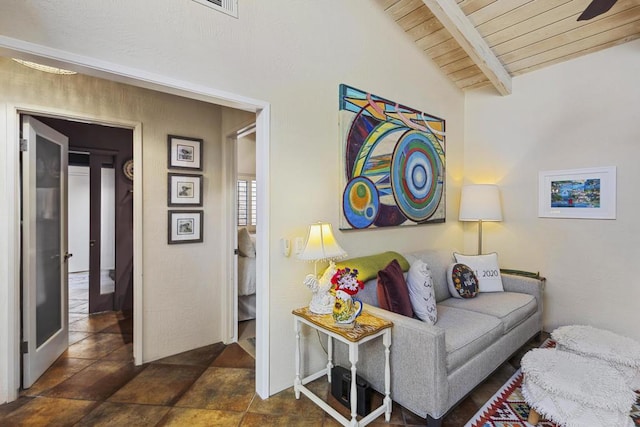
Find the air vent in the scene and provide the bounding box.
[192,0,238,18]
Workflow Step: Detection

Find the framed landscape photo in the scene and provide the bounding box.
[168,135,203,170]
[538,166,616,219]
[168,210,203,244]
[168,173,203,207]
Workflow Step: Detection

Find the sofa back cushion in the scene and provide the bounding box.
[377,259,414,317]
[403,250,455,302]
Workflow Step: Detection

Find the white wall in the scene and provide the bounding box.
[0,0,466,395]
[68,166,90,272]
[237,134,256,176]
[464,39,640,341]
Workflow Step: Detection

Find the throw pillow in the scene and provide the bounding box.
[453,252,503,292]
[406,259,437,325]
[336,251,410,283]
[237,227,256,258]
[377,259,414,318]
[446,263,479,299]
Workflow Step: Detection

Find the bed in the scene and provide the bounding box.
[237,227,256,321]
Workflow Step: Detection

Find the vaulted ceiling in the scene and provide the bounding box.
[376,0,640,95]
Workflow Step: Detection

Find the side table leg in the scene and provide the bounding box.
[383,330,392,421]
[349,343,359,427]
[294,318,301,399]
[327,336,333,383]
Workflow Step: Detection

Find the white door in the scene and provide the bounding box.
[21,116,69,388]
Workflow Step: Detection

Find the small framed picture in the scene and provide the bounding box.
[168,210,203,244]
[168,135,203,170]
[168,173,203,207]
[538,166,616,219]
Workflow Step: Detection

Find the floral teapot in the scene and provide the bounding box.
[332,290,362,325]
[330,267,365,326]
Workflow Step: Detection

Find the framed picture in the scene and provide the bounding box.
[168,173,203,207]
[168,210,203,244]
[538,166,616,219]
[338,84,445,230]
[168,135,203,170]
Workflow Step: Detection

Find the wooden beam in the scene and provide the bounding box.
[421,0,512,95]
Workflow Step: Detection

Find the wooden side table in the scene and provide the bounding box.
[292,307,393,427]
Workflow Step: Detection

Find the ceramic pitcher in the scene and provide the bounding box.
[332,290,363,325]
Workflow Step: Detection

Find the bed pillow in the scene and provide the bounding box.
[237,227,256,258]
[406,259,437,325]
[447,263,479,299]
[453,252,503,292]
[377,259,414,318]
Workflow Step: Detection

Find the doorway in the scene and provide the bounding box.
[234,124,257,357]
[20,114,134,389]
[0,41,271,403]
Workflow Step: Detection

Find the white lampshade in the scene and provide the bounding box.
[298,222,347,262]
[459,184,503,222]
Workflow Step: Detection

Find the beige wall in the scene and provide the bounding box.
[464,39,640,341]
[0,57,228,363]
[0,0,465,395]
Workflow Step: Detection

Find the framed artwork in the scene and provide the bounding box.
[339,84,446,230]
[168,135,203,170]
[168,210,203,244]
[168,173,203,207]
[538,166,616,219]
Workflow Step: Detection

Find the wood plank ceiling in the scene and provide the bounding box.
[377,0,640,94]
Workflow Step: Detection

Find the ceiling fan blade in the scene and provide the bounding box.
[577,0,618,21]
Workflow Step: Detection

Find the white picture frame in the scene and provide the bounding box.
[538,166,616,219]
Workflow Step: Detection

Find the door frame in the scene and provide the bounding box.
[0,36,271,402]
[223,121,256,344]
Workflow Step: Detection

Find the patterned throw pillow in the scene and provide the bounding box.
[406,259,437,325]
[447,263,479,299]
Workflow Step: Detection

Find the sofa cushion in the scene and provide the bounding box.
[377,259,414,317]
[436,305,503,372]
[439,292,537,334]
[446,263,479,299]
[406,259,437,325]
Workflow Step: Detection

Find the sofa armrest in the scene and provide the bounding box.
[354,304,449,418]
[501,273,545,315]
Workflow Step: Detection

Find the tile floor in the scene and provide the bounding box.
[0,291,546,426]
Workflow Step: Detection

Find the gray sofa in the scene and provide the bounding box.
[335,249,544,426]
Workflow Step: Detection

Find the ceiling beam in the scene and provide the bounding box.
[421,0,512,95]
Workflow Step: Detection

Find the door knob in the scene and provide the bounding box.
[64,252,73,262]
[89,240,96,247]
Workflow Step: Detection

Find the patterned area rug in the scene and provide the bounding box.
[465,340,640,427]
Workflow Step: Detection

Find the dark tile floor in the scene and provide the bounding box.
[0,306,546,426]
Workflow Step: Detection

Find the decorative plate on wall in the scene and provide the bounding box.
[123,158,134,181]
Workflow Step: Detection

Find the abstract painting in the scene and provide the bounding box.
[339,84,446,230]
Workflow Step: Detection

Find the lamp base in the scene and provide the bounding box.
[309,295,335,314]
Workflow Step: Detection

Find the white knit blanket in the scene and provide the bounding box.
[522,349,635,410]
[552,325,640,368]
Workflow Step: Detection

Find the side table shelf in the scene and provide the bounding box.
[292,307,393,427]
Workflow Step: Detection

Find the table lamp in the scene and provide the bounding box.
[459,184,502,255]
[297,222,347,314]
